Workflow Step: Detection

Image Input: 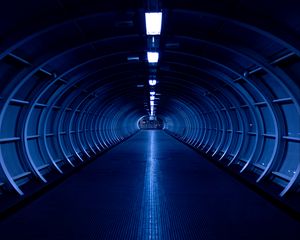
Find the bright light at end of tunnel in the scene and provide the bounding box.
[147,52,159,63]
[149,79,157,86]
[145,12,162,35]
[150,106,154,116]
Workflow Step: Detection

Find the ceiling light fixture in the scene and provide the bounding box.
[149,79,157,86]
[145,12,162,35]
[147,52,159,63]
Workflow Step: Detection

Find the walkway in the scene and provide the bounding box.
[0,130,299,239]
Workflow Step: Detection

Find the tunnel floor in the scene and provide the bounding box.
[0,130,300,239]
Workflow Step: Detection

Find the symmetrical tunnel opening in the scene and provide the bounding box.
[138,116,164,129]
[0,0,300,214]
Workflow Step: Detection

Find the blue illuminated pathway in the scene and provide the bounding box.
[0,130,299,239]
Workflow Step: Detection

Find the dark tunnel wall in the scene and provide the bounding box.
[158,10,300,197]
[0,0,300,207]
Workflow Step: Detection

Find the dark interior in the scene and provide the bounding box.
[0,0,300,239]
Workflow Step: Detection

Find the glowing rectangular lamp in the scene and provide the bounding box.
[150,106,154,115]
[150,91,155,95]
[145,12,162,35]
[149,79,157,86]
[147,52,159,63]
[150,96,155,100]
[150,101,154,106]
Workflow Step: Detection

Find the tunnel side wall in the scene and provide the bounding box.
[0,64,140,196]
[163,64,300,198]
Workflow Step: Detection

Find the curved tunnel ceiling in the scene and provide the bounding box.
[0,0,300,204]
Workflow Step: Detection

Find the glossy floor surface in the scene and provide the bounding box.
[0,130,299,240]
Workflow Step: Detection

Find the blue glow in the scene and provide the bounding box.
[138,131,161,238]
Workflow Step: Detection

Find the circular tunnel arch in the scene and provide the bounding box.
[0,1,299,203]
[138,115,164,129]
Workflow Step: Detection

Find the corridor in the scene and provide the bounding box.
[0,130,299,240]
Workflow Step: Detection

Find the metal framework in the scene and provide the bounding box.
[0,1,300,205]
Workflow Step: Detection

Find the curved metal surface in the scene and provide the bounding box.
[0,1,299,206]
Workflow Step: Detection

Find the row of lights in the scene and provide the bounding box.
[145,11,162,117]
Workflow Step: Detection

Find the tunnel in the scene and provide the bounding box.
[0,0,300,239]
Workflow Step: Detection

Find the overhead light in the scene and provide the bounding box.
[150,105,154,115]
[147,52,159,63]
[149,79,157,86]
[145,12,162,35]
[150,91,155,95]
[150,96,155,100]
[150,101,154,106]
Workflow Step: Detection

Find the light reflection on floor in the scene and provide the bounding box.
[138,130,162,239]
